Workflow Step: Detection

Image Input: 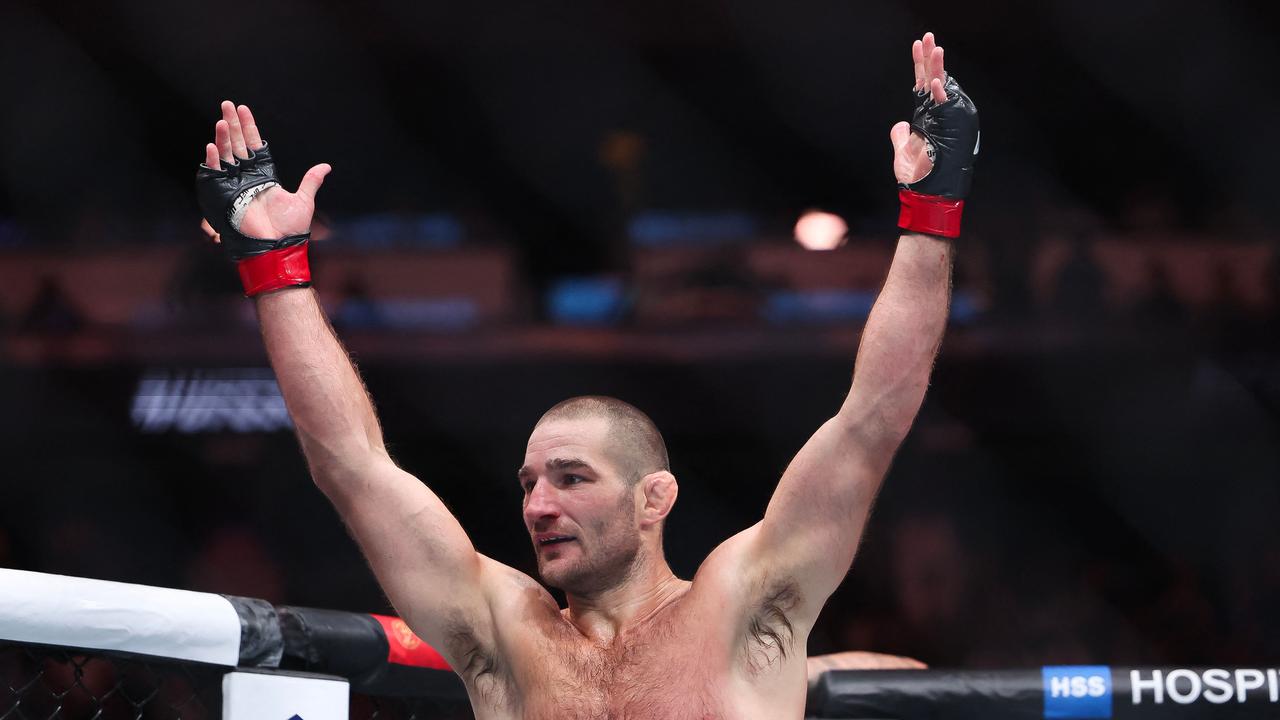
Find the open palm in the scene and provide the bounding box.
[891,32,950,185]
[200,101,329,242]
[237,184,316,240]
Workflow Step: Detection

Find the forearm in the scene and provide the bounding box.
[256,287,387,483]
[839,232,953,443]
[746,35,973,607]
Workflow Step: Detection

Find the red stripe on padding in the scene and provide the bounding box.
[371,615,452,670]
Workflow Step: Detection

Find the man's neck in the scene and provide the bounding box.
[563,559,687,644]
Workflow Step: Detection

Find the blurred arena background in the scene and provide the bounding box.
[1,0,1278,672]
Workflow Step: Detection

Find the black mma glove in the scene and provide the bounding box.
[898,74,980,238]
[196,144,312,296]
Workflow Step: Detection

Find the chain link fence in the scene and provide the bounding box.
[3,643,474,720]
[1,643,222,719]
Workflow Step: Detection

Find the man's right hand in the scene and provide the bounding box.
[197,101,331,295]
[889,32,979,239]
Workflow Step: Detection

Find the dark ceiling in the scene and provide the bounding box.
[0,0,1274,266]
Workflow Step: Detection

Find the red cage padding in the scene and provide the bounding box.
[370,614,451,671]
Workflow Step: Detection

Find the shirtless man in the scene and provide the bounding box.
[195,32,977,720]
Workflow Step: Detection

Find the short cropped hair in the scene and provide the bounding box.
[536,396,669,484]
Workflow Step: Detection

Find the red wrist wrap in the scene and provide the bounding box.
[236,241,312,297]
[897,189,964,239]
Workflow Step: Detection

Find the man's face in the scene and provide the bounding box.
[519,416,641,595]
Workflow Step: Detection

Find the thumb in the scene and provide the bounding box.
[889,121,912,149]
[296,163,332,201]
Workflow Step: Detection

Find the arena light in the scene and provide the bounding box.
[131,368,293,434]
[793,210,848,251]
[546,276,627,326]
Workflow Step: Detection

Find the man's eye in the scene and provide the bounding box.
[564,474,583,484]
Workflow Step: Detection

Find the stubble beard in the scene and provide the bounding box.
[539,491,643,596]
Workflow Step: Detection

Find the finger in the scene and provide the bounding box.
[295,163,332,201]
[198,217,221,242]
[215,120,234,164]
[222,100,249,159]
[199,218,221,243]
[912,40,925,91]
[931,77,946,104]
[204,142,220,170]
[237,104,264,151]
[928,46,945,88]
[890,121,912,148]
[921,32,936,72]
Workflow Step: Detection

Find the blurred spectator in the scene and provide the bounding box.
[1206,262,1246,314]
[1133,260,1186,326]
[167,245,250,330]
[1266,242,1280,328]
[36,655,118,718]
[1140,563,1221,664]
[891,513,970,631]
[333,273,387,331]
[1002,553,1128,665]
[878,512,976,665]
[18,275,85,334]
[1049,233,1106,321]
[1121,186,1180,233]
[981,211,1035,319]
[1200,262,1254,349]
[599,129,648,216]
[634,244,765,325]
[1236,536,1280,660]
[187,526,285,604]
[599,129,649,273]
[44,516,129,581]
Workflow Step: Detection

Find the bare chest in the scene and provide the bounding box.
[490,606,736,720]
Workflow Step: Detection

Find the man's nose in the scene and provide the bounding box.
[523,480,561,525]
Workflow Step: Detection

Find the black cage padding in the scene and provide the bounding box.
[810,669,1041,719]
[277,606,466,701]
[810,667,1280,719]
[223,594,282,668]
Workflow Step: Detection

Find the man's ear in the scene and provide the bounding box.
[639,470,678,528]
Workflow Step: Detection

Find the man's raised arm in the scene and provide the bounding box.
[195,102,495,662]
[743,32,980,624]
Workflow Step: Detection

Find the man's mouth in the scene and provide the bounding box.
[537,535,576,547]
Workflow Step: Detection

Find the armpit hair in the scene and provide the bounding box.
[745,580,801,674]
[447,624,498,684]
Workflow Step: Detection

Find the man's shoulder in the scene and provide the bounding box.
[688,524,811,638]
[443,557,558,685]
[691,523,761,588]
[478,555,558,611]
[683,524,777,616]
